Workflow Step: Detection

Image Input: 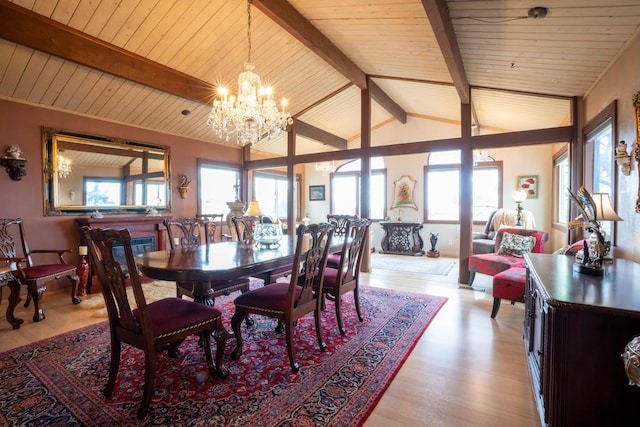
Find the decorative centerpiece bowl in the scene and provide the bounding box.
[254,223,283,248]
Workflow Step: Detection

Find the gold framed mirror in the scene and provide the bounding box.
[42,127,171,216]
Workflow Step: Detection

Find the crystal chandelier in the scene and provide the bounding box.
[314,160,336,176]
[207,0,292,147]
[57,154,72,178]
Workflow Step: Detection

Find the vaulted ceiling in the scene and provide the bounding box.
[1,0,639,157]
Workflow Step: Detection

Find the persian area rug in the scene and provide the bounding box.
[0,286,446,426]
[371,253,456,275]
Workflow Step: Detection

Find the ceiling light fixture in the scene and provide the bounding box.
[314,161,336,176]
[57,153,72,178]
[207,0,292,147]
[527,7,548,19]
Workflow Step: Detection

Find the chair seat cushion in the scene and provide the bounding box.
[20,263,76,281]
[326,253,344,268]
[468,253,526,276]
[135,298,221,338]
[234,282,302,312]
[321,267,342,291]
[493,267,526,301]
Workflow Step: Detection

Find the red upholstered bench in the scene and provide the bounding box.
[491,267,526,318]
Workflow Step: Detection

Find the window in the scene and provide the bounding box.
[84,178,122,206]
[329,158,386,219]
[583,102,616,242]
[553,148,570,228]
[198,162,240,215]
[253,171,302,221]
[424,151,502,223]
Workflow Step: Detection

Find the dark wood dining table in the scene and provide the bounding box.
[136,235,344,305]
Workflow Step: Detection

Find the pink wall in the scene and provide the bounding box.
[0,99,241,273]
[583,33,640,263]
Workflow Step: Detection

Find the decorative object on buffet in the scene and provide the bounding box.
[512,189,528,227]
[391,175,418,211]
[206,0,292,147]
[1,144,27,181]
[568,186,623,275]
[622,336,640,387]
[178,174,191,199]
[615,140,632,176]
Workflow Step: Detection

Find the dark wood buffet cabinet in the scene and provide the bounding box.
[524,253,640,426]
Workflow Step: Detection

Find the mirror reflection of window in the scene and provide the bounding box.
[84,179,122,206]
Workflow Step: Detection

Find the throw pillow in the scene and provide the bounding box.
[497,232,536,258]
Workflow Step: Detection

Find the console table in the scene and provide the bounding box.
[378,221,424,256]
[76,215,170,293]
[524,253,640,426]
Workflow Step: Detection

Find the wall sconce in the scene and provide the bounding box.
[615,140,632,176]
[1,145,27,181]
[178,173,191,199]
[512,189,528,226]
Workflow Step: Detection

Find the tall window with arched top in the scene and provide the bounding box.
[330,157,386,220]
[424,150,502,223]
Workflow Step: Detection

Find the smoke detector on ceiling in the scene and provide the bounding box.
[528,7,548,19]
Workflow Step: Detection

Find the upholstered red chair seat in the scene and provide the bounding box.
[491,267,526,318]
[326,253,344,268]
[468,254,526,277]
[134,298,223,337]
[234,282,303,312]
[18,263,76,280]
[320,266,341,291]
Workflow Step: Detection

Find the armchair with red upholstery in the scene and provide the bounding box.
[468,227,548,285]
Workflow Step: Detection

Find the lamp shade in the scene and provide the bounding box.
[591,193,623,221]
[78,246,88,256]
[512,189,527,203]
[244,200,263,217]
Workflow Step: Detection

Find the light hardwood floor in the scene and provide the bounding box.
[0,259,539,426]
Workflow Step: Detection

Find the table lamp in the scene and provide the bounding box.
[590,192,623,260]
[512,189,528,226]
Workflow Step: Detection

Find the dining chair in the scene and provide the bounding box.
[0,218,80,324]
[326,214,358,267]
[320,218,371,335]
[196,213,225,242]
[81,226,228,420]
[230,222,336,373]
[164,217,251,306]
[230,215,261,244]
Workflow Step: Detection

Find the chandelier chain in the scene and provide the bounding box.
[247,1,252,64]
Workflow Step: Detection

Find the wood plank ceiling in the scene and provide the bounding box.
[1,0,639,156]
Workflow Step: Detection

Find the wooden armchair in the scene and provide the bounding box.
[196,213,225,242]
[326,214,358,267]
[231,215,261,244]
[231,223,336,373]
[0,218,79,323]
[82,226,228,419]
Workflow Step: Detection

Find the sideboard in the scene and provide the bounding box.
[524,253,640,426]
[76,215,170,293]
[378,221,425,256]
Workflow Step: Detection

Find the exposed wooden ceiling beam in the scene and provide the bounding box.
[253,0,367,90]
[295,120,348,150]
[421,0,470,104]
[369,79,407,124]
[0,1,215,105]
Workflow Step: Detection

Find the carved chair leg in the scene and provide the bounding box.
[69,273,81,304]
[5,279,24,329]
[212,320,229,378]
[354,286,364,323]
[27,281,45,322]
[334,292,346,336]
[104,338,121,397]
[230,310,246,359]
[285,320,300,374]
[137,350,156,419]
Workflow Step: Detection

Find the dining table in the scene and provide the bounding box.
[136,235,345,306]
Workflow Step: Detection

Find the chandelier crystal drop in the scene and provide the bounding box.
[207,1,292,147]
[57,154,72,178]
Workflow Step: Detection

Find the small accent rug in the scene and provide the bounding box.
[0,286,446,426]
[371,253,456,275]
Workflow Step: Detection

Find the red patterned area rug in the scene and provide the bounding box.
[0,286,446,426]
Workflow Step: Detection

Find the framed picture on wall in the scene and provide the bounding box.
[309,185,325,201]
[517,175,539,199]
